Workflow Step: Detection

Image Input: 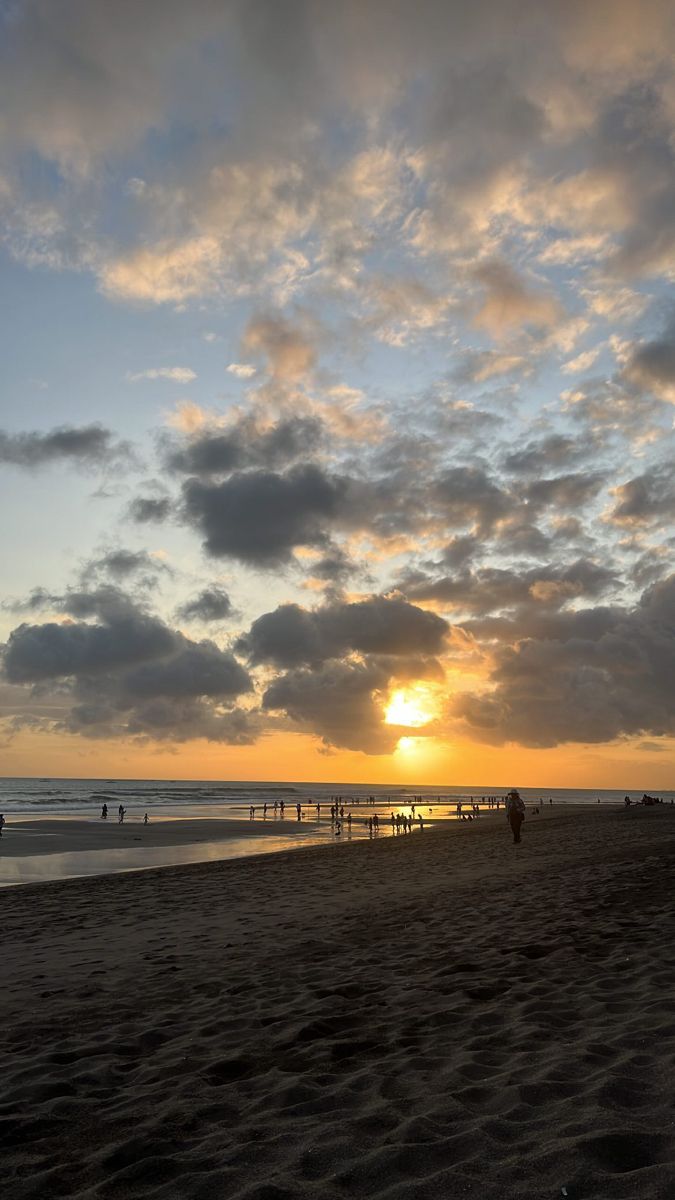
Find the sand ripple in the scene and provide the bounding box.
[3,807,675,1198]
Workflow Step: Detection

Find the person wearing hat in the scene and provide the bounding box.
[505,789,526,844]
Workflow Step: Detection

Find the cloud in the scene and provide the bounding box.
[167,416,324,475]
[126,367,197,383]
[181,465,348,564]
[403,558,617,616]
[0,424,123,468]
[609,466,675,527]
[623,325,675,401]
[84,549,169,582]
[176,587,233,623]
[434,466,514,534]
[562,347,602,374]
[238,596,448,669]
[3,613,177,683]
[472,260,563,338]
[241,313,319,382]
[263,659,399,754]
[503,434,590,476]
[524,472,606,512]
[1,589,252,744]
[453,574,675,747]
[128,496,173,523]
[454,350,533,384]
[100,238,221,304]
[226,363,257,379]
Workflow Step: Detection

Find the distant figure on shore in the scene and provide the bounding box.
[0,813,5,837]
[624,795,631,807]
[249,805,255,820]
[118,806,126,824]
[143,812,149,825]
[418,814,424,830]
[101,803,108,820]
[505,790,525,844]
[296,802,302,820]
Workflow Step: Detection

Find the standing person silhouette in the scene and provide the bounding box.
[505,790,526,844]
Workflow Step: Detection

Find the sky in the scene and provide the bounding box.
[1,0,674,787]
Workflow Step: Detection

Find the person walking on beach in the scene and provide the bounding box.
[101,803,108,819]
[505,789,526,844]
[118,806,126,824]
[143,812,148,825]
[0,813,5,837]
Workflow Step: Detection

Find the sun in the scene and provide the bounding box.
[384,684,437,728]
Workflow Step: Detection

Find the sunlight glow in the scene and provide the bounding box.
[384,685,437,728]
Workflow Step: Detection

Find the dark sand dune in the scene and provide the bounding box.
[3,807,675,1199]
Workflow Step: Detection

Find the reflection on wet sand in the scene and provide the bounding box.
[0,833,336,887]
[0,801,513,887]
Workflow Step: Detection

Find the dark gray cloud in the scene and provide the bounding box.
[433,466,514,533]
[128,496,173,523]
[3,613,178,683]
[119,639,249,700]
[167,416,324,475]
[624,324,675,393]
[403,558,617,616]
[610,466,675,527]
[503,434,589,476]
[182,464,348,564]
[0,424,123,468]
[176,587,233,623]
[453,574,675,747]
[238,596,448,669]
[524,472,605,512]
[262,660,397,754]
[1,589,252,744]
[85,549,169,581]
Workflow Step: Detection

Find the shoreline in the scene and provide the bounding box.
[0,804,590,887]
[4,806,675,1198]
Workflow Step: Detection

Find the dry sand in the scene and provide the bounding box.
[3,806,675,1199]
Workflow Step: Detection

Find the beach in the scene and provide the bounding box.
[3,805,675,1199]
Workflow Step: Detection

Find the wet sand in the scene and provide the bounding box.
[3,805,675,1199]
[0,816,327,857]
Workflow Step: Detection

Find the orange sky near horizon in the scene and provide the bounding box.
[3,727,673,792]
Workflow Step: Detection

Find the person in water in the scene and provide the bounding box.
[505,789,526,844]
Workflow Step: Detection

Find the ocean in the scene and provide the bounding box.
[1,778,672,887]
[1,776,672,817]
